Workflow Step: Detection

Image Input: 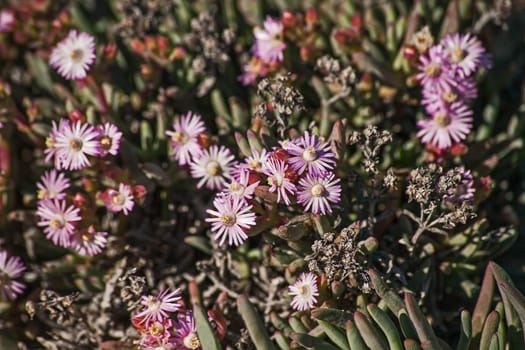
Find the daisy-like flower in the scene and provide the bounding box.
[166,112,206,166]
[190,145,235,190]
[0,251,26,301]
[134,289,181,325]
[239,56,269,86]
[222,167,259,200]
[0,10,15,32]
[172,310,201,350]
[288,272,319,311]
[97,123,122,157]
[139,319,174,349]
[421,80,477,115]
[102,183,135,215]
[206,196,256,246]
[37,170,70,200]
[441,33,491,77]
[263,158,296,205]
[444,167,476,203]
[44,119,68,168]
[49,29,96,80]
[54,120,100,170]
[245,149,269,173]
[36,199,81,247]
[71,226,108,256]
[253,17,286,64]
[417,103,473,149]
[417,45,456,92]
[297,172,342,215]
[287,131,336,175]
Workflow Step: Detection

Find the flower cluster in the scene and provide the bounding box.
[166,112,342,247]
[36,118,134,255]
[0,251,26,301]
[416,32,491,150]
[131,289,203,350]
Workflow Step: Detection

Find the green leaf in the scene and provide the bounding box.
[345,320,367,350]
[193,304,221,350]
[353,310,388,349]
[312,308,354,329]
[237,295,276,350]
[289,332,339,350]
[367,304,403,350]
[317,320,350,350]
[404,293,441,350]
[479,311,500,350]
[456,310,471,350]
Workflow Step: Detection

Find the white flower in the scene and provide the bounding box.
[49,30,96,80]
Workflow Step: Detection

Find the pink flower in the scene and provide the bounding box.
[441,33,491,77]
[297,172,341,215]
[190,145,235,190]
[166,112,206,166]
[222,167,259,200]
[288,272,318,311]
[417,45,456,92]
[49,30,96,80]
[54,120,100,170]
[417,103,473,149]
[245,149,269,173]
[0,10,15,32]
[0,251,25,301]
[206,196,256,247]
[263,158,296,205]
[239,56,268,85]
[102,183,135,215]
[97,123,122,156]
[71,226,108,256]
[134,289,182,326]
[253,17,286,64]
[139,319,174,349]
[36,199,81,247]
[37,170,70,200]
[172,310,201,350]
[44,119,68,168]
[287,131,336,175]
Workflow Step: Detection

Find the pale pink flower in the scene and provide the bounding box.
[37,170,70,200]
[49,30,96,80]
[97,123,122,156]
[297,172,341,215]
[206,196,256,247]
[44,119,68,168]
[166,112,206,166]
[36,199,81,247]
[71,226,108,256]
[0,10,15,32]
[0,251,25,301]
[245,149,269,173]
[190,145,235,190]
[102,183,135,215]
[222,167,259,200]
[417,45,456,92]
[253,17,286,64]
[134,289,182,325]
[263,158,296,205]
[54,120,100,170]
[441,33,492,77]
[288,272,319,311]
[287,131,336,175]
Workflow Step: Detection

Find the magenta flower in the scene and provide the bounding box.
[172,310,201,350]
[54,120,100,170]
[222,167,259,200]
[441,33,491,77]
[37,170,70,200]
[97,123,122,157]
[139,319,174,349]
[288,272,319,311]
[297,172,342,215]
[0,10,15,32]
[253,17,286,64]
[134,289,181,326]
[287,131,336,175]
[263,158,296,205]
[166,111,206,166]
[239,57,268,85]
[206,196,256,246]
[417,45,456,92]
[102,183,135,215]
[417,103,473,149]
[421,81,476,115]
[71,226,108,256]
[0,251,26,301]
[49,30,96,80]
[190,145,235,190]
[36,199,81,247]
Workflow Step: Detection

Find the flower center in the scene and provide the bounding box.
[450,47,465,63]
[182,333,200,349]
[248,160,260,171]
[268,173,283,187]
[220,214,236,227]
[302,147,318,162]
[434,113,451,127]
[111,193,125,206]
[37,189,48,199]
[46,137,56,149]
[81,233,90,241]
[146,296,162,312]
[425,63,441,77]
[100,136,112,150]
[206,161,221,176]
[69,138,83,151]
[229,181,241,192]
[442,91,457,103]
[70,49,84,63]
[172,131,188,144]
[298,284,310,296]
[49,216,65,229]
[149,322,165,337]
[311,183,325,197]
